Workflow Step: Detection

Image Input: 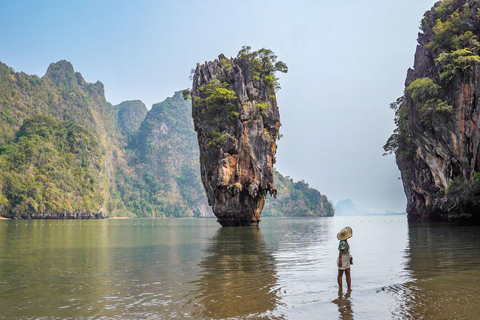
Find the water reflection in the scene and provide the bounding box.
[6,217,480,319]
[0,222,113,318]
[0,220,216,319]
[332,290,353,320]
[187,227,281,319]
[393,223,480,320]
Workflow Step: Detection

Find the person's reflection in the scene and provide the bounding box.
[186,227,280,319]
[332,290,353,320]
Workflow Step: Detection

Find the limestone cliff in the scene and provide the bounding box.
[0,61,116,219]
[124,92,210,217]
[385,0,480,223]
[191,48,285,226]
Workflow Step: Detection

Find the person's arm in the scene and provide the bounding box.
[338,250,343,268]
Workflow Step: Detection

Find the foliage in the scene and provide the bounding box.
[122,91,206,217]
[198,80,237,107]
[433,0,455,20]
[208,131,226,147]
[115,100,147,137]
[406,77,441,102]
[436,48,480,82]
[219,58,233,71]
[422,1,480,84]
[474,171,480,183]
[182,88,191,100]
[0,60,126,218]
[446,175,466,194]
[263,169,335,217]
[418,0,480,86]
[405,78,452,124]
[237,46,288,91]
[383,96,416,169]
[428,11,472,50]
[207,87,237,104]
[193,78,239,133]
[0,116,103,218]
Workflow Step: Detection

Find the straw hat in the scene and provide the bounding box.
[337,226,353,240]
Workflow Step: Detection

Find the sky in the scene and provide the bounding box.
[0,0,439,213]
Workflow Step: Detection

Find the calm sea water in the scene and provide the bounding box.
[1,216,480,319]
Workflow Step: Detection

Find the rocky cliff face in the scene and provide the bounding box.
[191,51,283,226]
[386,0,480,223]
[125,92,211,218]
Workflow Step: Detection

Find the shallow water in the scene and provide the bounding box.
[0,216,479,319]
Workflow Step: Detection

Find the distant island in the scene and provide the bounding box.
[0,59,333,219]
[334,199,405,216]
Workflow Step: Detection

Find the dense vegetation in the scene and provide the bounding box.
[236,46,288,91]
[0,60,123,218]
[0,58,333,219]
[115,92,208,217]
[115,100,147,138]
[263,170,334,217]
[0,116,104,218]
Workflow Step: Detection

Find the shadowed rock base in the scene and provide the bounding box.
[217,218,260,227]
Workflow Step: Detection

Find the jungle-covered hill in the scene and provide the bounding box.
[0,60,334,218]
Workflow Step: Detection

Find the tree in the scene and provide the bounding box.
[237,46,288,90]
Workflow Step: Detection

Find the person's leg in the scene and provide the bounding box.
[345,268,351,290]
[337,269,344,288]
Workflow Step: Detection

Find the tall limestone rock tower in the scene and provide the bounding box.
[385,0,480,223]
[191,47,287,226]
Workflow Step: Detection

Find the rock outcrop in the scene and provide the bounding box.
[191,50,283,226]
[386,0,480,223]
[116,100,148,137]
[126,92,211,218]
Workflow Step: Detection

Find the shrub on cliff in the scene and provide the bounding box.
[237,46,288,91]
[424,1,480,83]
[436,48,480,82]
[405,77,452,124]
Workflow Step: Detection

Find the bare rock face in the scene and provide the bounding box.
[191,52,282,226]
[386,0,480,224]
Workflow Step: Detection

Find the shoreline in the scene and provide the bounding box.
[109,216,136,219]
[108,216,216,219]
[0,216,216,220]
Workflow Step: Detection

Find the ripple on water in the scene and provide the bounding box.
[1,217,480,319]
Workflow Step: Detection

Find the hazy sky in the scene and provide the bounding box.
[0,0,438,213]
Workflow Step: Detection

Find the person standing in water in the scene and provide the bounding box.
[337,226,353,291]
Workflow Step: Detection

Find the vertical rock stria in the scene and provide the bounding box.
[191,51,282,226]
